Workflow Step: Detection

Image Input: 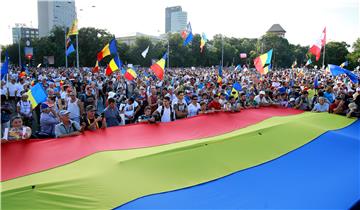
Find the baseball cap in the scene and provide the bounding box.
[59,110,71,116]
[108,91,116,99]
[86,105,96,112]
[289,98,295,102]
[259,91,265,95]
[41,103,50,110]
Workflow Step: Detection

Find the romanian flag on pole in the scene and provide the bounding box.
[67,19,78,37]
[217,65,223,85]
[124,68,137,81]
[1,108,358,209]
[97,39,118,61]
[105,54,122,76]
[254,49,273,75]
[150,52,167,80]
[26,83,48,108]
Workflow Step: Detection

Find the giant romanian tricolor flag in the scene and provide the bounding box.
[254,49,273,75]
[1,108,359,209]
[150,52,167,80]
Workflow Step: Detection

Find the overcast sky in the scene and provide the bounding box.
[1,0,359,47]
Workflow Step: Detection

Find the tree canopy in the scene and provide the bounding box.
[1,27,359,70]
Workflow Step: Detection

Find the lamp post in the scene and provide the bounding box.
[15,23,25,67]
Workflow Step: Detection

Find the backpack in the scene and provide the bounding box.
[160,105,174,121]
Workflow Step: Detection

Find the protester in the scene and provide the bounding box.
[122,97,140,124]
[254,91,271,107]
[104,98,122,127]
[39,103,59,137]
[81,105,106,130]
[173,90,188,119]
[295,91,311,111]
[188,95,200,117]
[150,96,175,123]
[1,116,32,142]
[138,106,153,123]
[312,97,329,112]
[16,93,32,127]
[55,110,83,138]
[66,91,83,124]
[1,95,13,138]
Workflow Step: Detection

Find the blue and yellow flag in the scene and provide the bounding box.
[26,83,48,108]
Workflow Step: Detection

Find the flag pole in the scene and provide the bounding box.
[221,34,224,68]
[76,33,79,69]
[167,39,170,68]
[65,28,68,68]
[322,42,326,69]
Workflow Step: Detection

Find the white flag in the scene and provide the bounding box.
[141,46,149,58]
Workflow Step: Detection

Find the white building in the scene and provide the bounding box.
[170,11,187,33]
[38,0,76,37]
[117,33,162,46]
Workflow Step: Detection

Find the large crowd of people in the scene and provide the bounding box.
[1,65,360,143]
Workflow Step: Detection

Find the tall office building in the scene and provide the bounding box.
[170,11,187,33]
[12,25,39,44]
[38,0,76,37]
[165,6,187,33]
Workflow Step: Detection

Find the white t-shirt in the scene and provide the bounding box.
[123,101,139,119]
[254,95,269,104]
[188,103,200,117]
[1,86,8,95]
[17,83,24,97]
[8,83,19,97]
[172,98,186,106]
[156,106,174,123]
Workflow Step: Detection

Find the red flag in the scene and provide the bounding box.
[309,27,326,61]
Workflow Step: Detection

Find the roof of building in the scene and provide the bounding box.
[267,24,286,33]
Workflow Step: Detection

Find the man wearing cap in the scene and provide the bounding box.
[39,103,59,137]
[104,98,122,127]
[55,110,83,138]
[254,91,271,107]
[81,105,106,131]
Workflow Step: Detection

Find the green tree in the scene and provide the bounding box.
[259,33,292,68]
[346,38,360,70]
